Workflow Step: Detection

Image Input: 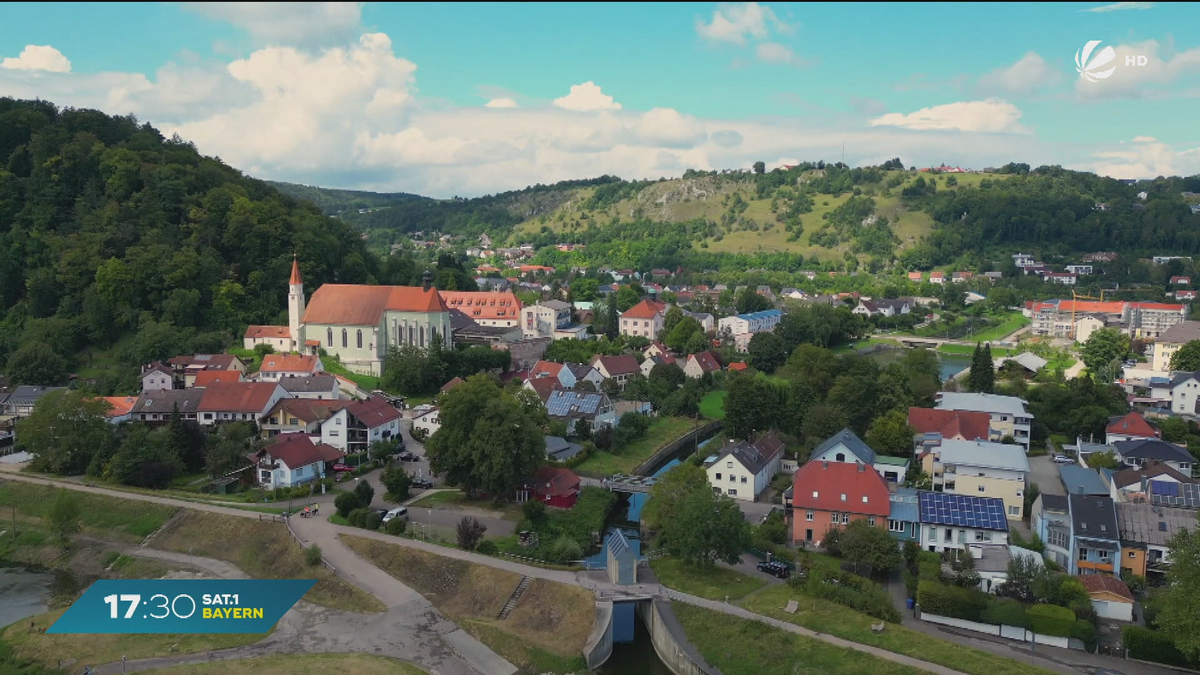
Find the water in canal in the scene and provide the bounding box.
[867,347,972,381]
[0,563,55,629]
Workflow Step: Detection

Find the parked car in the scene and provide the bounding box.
[376,508,389,519]
[331,463,354,473]
[1053,454,1073,464]
[397,452,421,462]
[756,561,791,579]
[411,477,434,489]
[382,507,409,524]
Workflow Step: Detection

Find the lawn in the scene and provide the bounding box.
[699,390,727,420]
[151,510,385,613]
[342,535,593,672]
[937,344,1015,357]
[970,311,1030,342]
[121,653,428,675]
[0,482,177,541]
[673,603,927,675]
[650,558,766,601]
[1,609,264,671]
[574,416,700,477]
[407,490,523,520]
[321,355,381,391]
[740,585,1056,675]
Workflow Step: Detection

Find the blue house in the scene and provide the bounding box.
[888,487,921,543]
[1059,464,1109,496]
[1068,493,1120,576]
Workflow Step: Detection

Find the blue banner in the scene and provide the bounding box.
[47,579,316,634]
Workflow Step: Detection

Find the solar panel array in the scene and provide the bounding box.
[546,391,602,417]
[1150,480,1200,509]
[918,492,1008,531]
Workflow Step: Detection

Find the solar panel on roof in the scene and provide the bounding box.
[919,492,1007,531]
[1151,481,1200,508]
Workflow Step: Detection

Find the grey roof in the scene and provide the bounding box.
[1069,493,1119,543]
[1157,321,1200,344]
[545,389,610,420]
[278,374,338,393]
[973,544,1013,574]
[1059,465,1110,496]
[936,392,1032,418]
[2,386,67,408]
[934,439,1030,473]
[565,363,597,380]
[875,298,911,310]
[544,435,584,461]
[1114,438,1194,464]
[889,487,920,523]
[814,428,877,464]
[131,389,205,415]
[713,437,779,476]
[1001,352,1048,372]
[541,300,572,311]
[1040,493,1069,512]
[1116,502,1198,547]
[1168,372,1200,389]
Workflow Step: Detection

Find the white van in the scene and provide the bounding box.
[382,507,409,524]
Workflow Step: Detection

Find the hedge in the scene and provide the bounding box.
[916,580,990,622]
[802,568,901,623]
[980,597,1030,628]
[1026,604,1075,638]
[1123,626,1197,669]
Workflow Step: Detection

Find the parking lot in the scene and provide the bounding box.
[1028,453,1067,496]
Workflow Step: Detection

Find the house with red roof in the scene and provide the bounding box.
[644,341,671,360]
[908,408,993,450]
[529,360,576,389]
[683,352,721,379]
[727,362,749,373]
[100,396,138,424]
[907,271,923,283]
[590,354,641,389]
[1106,412,1160,445]
[439,290,523,328]
[791,460,890,545]
[319,396,403,454]
[168,354,247,388]
[258,354,324,381]
[527,466,581,508]
[243,325,294,353]
[930,272,945,285]
[523,376,563,403]
[1079,573,1135,621]
[197,382,289,426]
[639,352,677,379]
[619,299,668,339]
[191,370,245,387]
[253,434,345,489]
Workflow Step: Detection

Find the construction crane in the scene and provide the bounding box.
[1068,287,1148,339]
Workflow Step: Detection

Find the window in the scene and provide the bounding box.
[1129,551,1137,558]
[715,473,722,480]
[727,461,733,468]
[729,475,736,483]
[356,330,363,349]
[805,511,814,522]
[830,512,839,523]
[975,531,992,542]
[327,328,333,347]
[341,329,348,348]
[841,514,849,524]
[1078,548,1089,560]
[977,485,986,493]
[740,476,747,484]
[840,493,847,502]
[812,491,819,498]
[1099,550,1110,561]
[1008,505,1020,516]
[329,431,339,437]
[728,489,737,496]
[420,327,426,348]
[889,520,905,533]
[835,452,846,462]
[862,496,869,503]
[928,527,937,542]
[868,517,876,527]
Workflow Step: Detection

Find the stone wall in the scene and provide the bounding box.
[582,600,614,670]
[638,599,722,675]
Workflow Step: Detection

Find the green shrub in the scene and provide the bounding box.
[549,535,583,562]
[916,580,990,622]
[348,508,370,528]
[1026,604,1076,637]
[1071,618,1097,651]
[917,552,942,582]
[804,568,900,623]
[477,540,498,555]
[334,492,361,518]
[902,569,918,599]
[1123,626,1196,668]
[980,598,1029,628]
[304,544,323,567]
[365,512,383,531]
[385,518,407,535]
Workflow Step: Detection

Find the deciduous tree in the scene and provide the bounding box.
[21,390,115,475]
[839,519,902,575]
[866,410,914,455]
[1082,328,1130,378]
[47,488,81,548]
[747,331,788,374]
[1171,340,1200,373]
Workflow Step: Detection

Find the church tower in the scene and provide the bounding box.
[288,254,305,352]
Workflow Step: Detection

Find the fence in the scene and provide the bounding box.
[920,612,1079,650]
[284,517,336,573]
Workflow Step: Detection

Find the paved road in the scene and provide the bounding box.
[1029,454,1067,497]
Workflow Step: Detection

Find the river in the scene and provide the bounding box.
[0,563,54,629]
[867,347,972,381]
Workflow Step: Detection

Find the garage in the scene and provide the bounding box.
[1080,574,1135,622]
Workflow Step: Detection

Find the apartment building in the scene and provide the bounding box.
[934,392,1034,451]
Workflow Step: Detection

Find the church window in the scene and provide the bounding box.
[420,326,426,348]
[356,330,362,349]
[408,325,413,344]
[327,328,333,347]
[342,329,347,348]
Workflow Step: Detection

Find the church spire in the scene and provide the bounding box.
[290,253,303,286]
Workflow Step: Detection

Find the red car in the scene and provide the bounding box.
[331,463,354,473]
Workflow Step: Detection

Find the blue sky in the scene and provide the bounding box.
[2,2,1198,197]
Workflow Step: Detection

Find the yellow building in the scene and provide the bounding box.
[921,439,1030,520]
[1152,321,1200,372]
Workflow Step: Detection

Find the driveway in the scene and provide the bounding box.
[1028,454,1066,497]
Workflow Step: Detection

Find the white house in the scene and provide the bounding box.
[253,435,344,489]
[935,392,1034,452]
[1066,264,1094,275]
[521,300,574,339]
[278,374,340,401]
[682,310,715,333]
[1080,574,1135,622]
[919,492,1010,555]
[141,363,174,392]
[718,309,782,337]
[196,382,290,426]
[412,405,441,436]
[640,353,677,378]
[619,299,668,338]
[590,355,640,389]
[682,352,721,379]
[528,360,577,389]
[320,397,404,454]
[810,429,877,466]
[258,354,324,381]
[544,389,617,433]
[1045,273,1078,286]
[1168,372,1200,415]
[704,431,785,502]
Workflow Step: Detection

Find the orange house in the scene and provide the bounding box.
[791,460,890,545]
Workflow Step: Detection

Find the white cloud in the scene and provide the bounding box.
[1075,39,1200,99]
[1,45,72,73]
[696,2,788,45]
[755,42,808,67]
[553,81,622,111]
[977,52,1062,95]
[868,99,1030,134]
[635,108,708,148]
[1081,2,1155,12]
[182,2,362,48]
[484,98,519,108]
[1077,137,1200,179]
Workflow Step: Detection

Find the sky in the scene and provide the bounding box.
[2,1,1199,198]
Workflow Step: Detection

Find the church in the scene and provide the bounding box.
[244,258,452,376]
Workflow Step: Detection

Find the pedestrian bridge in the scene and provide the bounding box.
[601,475,657,494]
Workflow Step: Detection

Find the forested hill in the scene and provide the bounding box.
[281,164,1200,269]
[0,98,408,392]
[265,180,427,215]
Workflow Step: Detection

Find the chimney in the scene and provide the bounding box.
[822,461,829,470]
[858,463,866,473]
[422,270,433,291]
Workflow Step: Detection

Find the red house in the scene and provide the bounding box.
[1106,411,1160,444]
[529,466,581,508]
[791,460,890,545]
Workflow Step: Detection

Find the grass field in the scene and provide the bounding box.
[342,535,592,673]
[0,482,177,541]
[152,510,385,613]
[698,390,727,420]
[650,558,766,601]
[126,653,427,675]
[574,416,699,477]
[741,585,1055,675]
[1,609,263,671]
[321,355,380,391]
[969,311,1030,342]
[407,490,522,520]
[937,344,1016,357]
[674,603,927,675]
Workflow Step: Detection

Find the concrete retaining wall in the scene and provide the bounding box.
[582,600,614,670]
[638,599,722,675]
[921,612,1077,650]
